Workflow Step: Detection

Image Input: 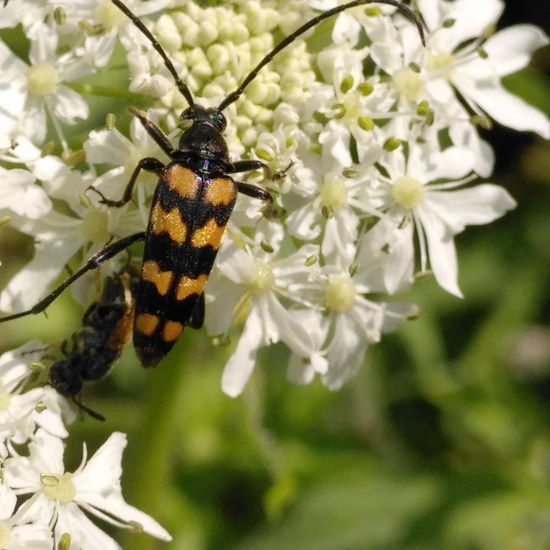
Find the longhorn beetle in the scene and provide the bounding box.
[48,268,139,420]
[0,0,426,368]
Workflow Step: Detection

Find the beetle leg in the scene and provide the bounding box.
[0,232,146,324]
[88,157,165,208]
[229,159,294,181]
[236,181,275,217]
[129,107,175,157]
[236,181,272,202]
[72,395,105,421]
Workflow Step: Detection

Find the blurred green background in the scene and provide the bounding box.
[1,1,549,549]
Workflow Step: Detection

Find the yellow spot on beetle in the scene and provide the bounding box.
[176,274,208,301]
[162,320,184,342]
[191,218,225,248]
[151,203,188,244]
[205,178,236,206]
[135,313,160,336]
[142,261,174,296]
[107,309,134,350]
[167,165,199,198]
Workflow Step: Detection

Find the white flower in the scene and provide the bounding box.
[289,266,417,389]
[0,146,143,313]
[206,240,320,397]
[0,26,90,145]
[414,0,549,137]
[0,482,52,550]
[3,429,171,549]
[367,147,517,297]
[0,166,52,219]
[0,342,69,457]
[0,0,538,395]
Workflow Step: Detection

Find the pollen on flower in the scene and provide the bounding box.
[95,0,127,28]
[393,68,424,102]
[427,51,454,78]
[320,176,348,212]
[80,209,110,243]
[27,63,59,96]
[392,176,425,209]
[252,262,275,294]
[0,523,11,548]
[42,472,76,504]
[325,275,357,313]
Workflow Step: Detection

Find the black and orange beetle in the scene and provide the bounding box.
[47,268,139,420]
[0,0,425,368]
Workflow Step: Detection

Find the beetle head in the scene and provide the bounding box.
[180,105,227,132]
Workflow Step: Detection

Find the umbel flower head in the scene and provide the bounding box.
[3,429,171,548]
[0,1,547,391]
[0,344,171,548]
[0,0,548,546]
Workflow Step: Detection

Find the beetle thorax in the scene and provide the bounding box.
[178,121,230,161]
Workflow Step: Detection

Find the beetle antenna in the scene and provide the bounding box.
[219,0,426,111]
[111,0,195,107]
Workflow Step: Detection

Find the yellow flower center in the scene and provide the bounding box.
[325,275,357,312]
[393,68,424,101]
[252,262,275,294]
[342,93,363,120]
[27,63,59,96]
[320,176,347,212]
[42,472,76,504]
[392,176,425,209]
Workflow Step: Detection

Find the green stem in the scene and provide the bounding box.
[121,343,190,550]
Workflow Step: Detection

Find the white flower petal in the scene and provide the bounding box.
[287,355,316,384]
[0,483,16,519]
[29,429,65,474]
[427,184,516,232]
[0,167,51,218]
[222,306,263,397]
[427,147,475,181]
[485,25,549,76]
[9,522,53,549]
[3,456,40,490]
[82,493,172,542]
[459,80,550,138]
[0,234,82,312]
[417,207,462,297]
[8,493,55,527]
[55,503,121,550]
[382,302,418,333]
[322,314,367,390]
[51,86,89,124]
[73,433,125,494]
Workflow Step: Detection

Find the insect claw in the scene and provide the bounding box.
[273,160,295,181]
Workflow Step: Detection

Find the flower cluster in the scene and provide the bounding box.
[0,343,171,548]
[0,2,548,394]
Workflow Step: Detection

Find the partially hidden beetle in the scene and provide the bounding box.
[47,268,139,420]
[0,0,425,368]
